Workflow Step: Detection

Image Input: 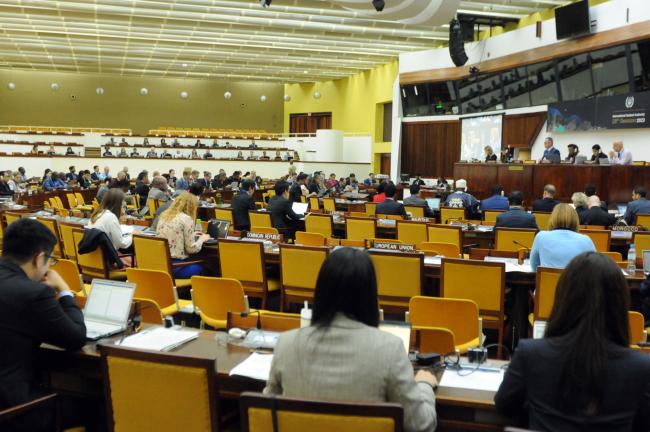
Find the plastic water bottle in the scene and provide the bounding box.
[300,301,312,328]
[627,243,637,274]
[195,219,202,234]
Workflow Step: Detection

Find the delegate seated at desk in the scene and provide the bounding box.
[444,179,480,219]
[589,144,608,164]
[480,185,509,211]
[267,181,303,238]
[539,137,561,164]
[87,189,133,264]
[403,183,434,217]
[532,184,560,213]
[232,179,257,231]
[495,191,538,229]
[0,219,87,431]
[376,183,406,217]
[580,196,615,228]
[609,141,633,165]
[265,248,437,432]
[623,186,650,226]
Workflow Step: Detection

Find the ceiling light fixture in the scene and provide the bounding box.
[372,0,385,12]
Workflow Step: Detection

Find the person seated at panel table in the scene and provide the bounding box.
[231,179,257,231]
[46,145,57,156]
[203,149,214,159]
[130,147,141,157]
[106,137,116,145]
[146,147,158,158]
[411,174,425,186]
[265,247,438,432]
[102,145,113,157]
[532,184,560,212]
[211,138,219,148]
[0,219,89,432]
[268,180,304,240]
[142,137,150,146]
[161,149,172,159]
[484,145,497,162]
[172,138,181,148]
[495,191,538,229]
[156,192,211,279]
[623,186,650,226]
[579,196,616,228]
[188,149,199,159]
[194,139,202,148]
[444,179,480,220]
[259,150,270,161]
[539,137,561,164]
[30,144,39,155]
[364,173,375,186]
[120,137,128,146]
[609,141,633,165]
[65,146,76,156]
[376,183,406,217]
[436,177,450,192]
[570,192,588,220]
[480,185,509,211]
[87,189,133,259]
[500,144,515,163]
[117,147,128,158]
[404,183,435,218]
[495,252,650,431]
[160,138,167,147]
[274,150,282,161]
[564,143,584,164]
[529,204,595,271]
[247,150,258,161]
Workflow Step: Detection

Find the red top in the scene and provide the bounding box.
[373,192,386,203]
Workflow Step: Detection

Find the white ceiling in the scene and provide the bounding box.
[0,0,572,83]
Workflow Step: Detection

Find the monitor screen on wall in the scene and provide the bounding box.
[460,114,503,162]
[555,0,591,40]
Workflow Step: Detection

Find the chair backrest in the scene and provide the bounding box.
[54,196,65,210]
[322,197,336,213]
[191,277,247,328]
[419,242,460,258]
[227,311,301,332]
[580,225,605,230]
[218,239,266,285]
[58,221,80,260]
[369,252,423,308]
[66,193,78,208]
[309,196,320,210]
[4,212,22,226]
[633,232,650,258]
[49,197,60,209]
[346,217,376,241]
[305,214,333,238]
[601,251,623,261]
[629,311,646,345]
[51,258,84,294]
[426,224,462,250]
[396,220,427,246]
[250,226,279,235]
[249,211,272,229]
[75,192,86,205]
[135,298,165,325]
[494,227,537,252]
[483,210,504,223]
[339,239,366,248]
[36,217,63,258]
[440,207,465,224]
[132,236,173,274]
[404,205,424,218]
[580,229,611,252]
[636,214,650,228]
[440,258,504,318]
[416,327,456,355]
[534,267,563,321]
[365,201,377,216]
[215,208,234,224]
[126,268,178,311]
[280,244,329,306]
[100,344,219,432]
[409,296,479,349]
[295,231,326,246]
[240,392,403,432]
[72,228,108,278]
[533,212,552,231]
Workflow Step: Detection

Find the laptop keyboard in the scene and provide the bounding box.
[86,321,122,337]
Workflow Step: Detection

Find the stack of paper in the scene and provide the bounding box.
[439,369,505,392]
[229,353,274,381]
[117,327,199,351]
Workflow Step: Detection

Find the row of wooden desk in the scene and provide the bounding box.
[454,162,649,204]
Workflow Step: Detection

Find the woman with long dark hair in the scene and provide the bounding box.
[495,252,650,430]
[265,247,437,432]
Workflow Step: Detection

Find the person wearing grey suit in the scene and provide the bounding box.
[404,184,434,217]
[264,248,437,432]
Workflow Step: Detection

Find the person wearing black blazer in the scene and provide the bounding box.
[495,253,650,431]
[267,181,303,239]
[580,196,616,227]
[495,191,539,229]
[532,184,559,212]
[232,180,257,231]
[0,219,87,431]
[376,183,406,216]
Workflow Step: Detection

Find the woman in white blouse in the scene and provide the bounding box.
[87,188,132,265]
[156,192,210,278]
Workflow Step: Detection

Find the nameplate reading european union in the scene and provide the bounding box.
[245,232,282,242]
[373,241,416,252]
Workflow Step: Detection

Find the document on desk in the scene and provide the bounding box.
[484,257,533,273]
[439,369,505,392]
[424,256,442,266]
[230,353,274,381]
[117,327,199,351]
[120,225,134,235]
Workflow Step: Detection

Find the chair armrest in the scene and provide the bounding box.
[0,393,58,424]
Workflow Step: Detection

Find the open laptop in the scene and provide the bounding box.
[84,279,135,340]
[206,219,230,243]
[617,204,628,216]
[643,250,650,275]
[426,197,441,211]
[292,202,309,215]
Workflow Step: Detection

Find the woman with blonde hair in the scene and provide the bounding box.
[570,192,588,219]
[156,192,211,278]
[530,203,595,271]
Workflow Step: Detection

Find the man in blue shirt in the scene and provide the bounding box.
[540,137,561,164]
[481,185,509,211]
[175,169,191,191]
[623,186,650,225]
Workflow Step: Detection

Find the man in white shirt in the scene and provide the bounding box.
[609,141,633,165]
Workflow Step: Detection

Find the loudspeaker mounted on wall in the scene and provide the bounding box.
[449,18,469,67]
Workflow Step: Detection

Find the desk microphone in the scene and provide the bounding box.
[240,310,262,330]
[512,240,531,251]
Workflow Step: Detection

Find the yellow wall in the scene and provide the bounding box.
[0,69,284,134]
[284,61,398,173]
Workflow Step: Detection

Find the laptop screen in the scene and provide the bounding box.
[644,250,650,273]
[617,204,627,215]
[208,219,230,239]
[84,280,135,324]
[292,202,309,215]
[426,198,441,210]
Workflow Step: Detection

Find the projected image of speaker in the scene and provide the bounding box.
[449,18,468,67]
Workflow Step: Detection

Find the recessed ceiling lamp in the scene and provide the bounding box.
[50,83,60,91]
[96,87,105,95]
[180,91,189,99]
[372,0,385,12]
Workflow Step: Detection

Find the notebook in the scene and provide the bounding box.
[84,279,135,340]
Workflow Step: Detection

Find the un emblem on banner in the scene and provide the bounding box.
[625,96,635,109]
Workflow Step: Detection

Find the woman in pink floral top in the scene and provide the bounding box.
[156,192,211,278]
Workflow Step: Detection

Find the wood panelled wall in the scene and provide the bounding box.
[401,111,546,177]
[289,112,332,134]
[401,120,461,178]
